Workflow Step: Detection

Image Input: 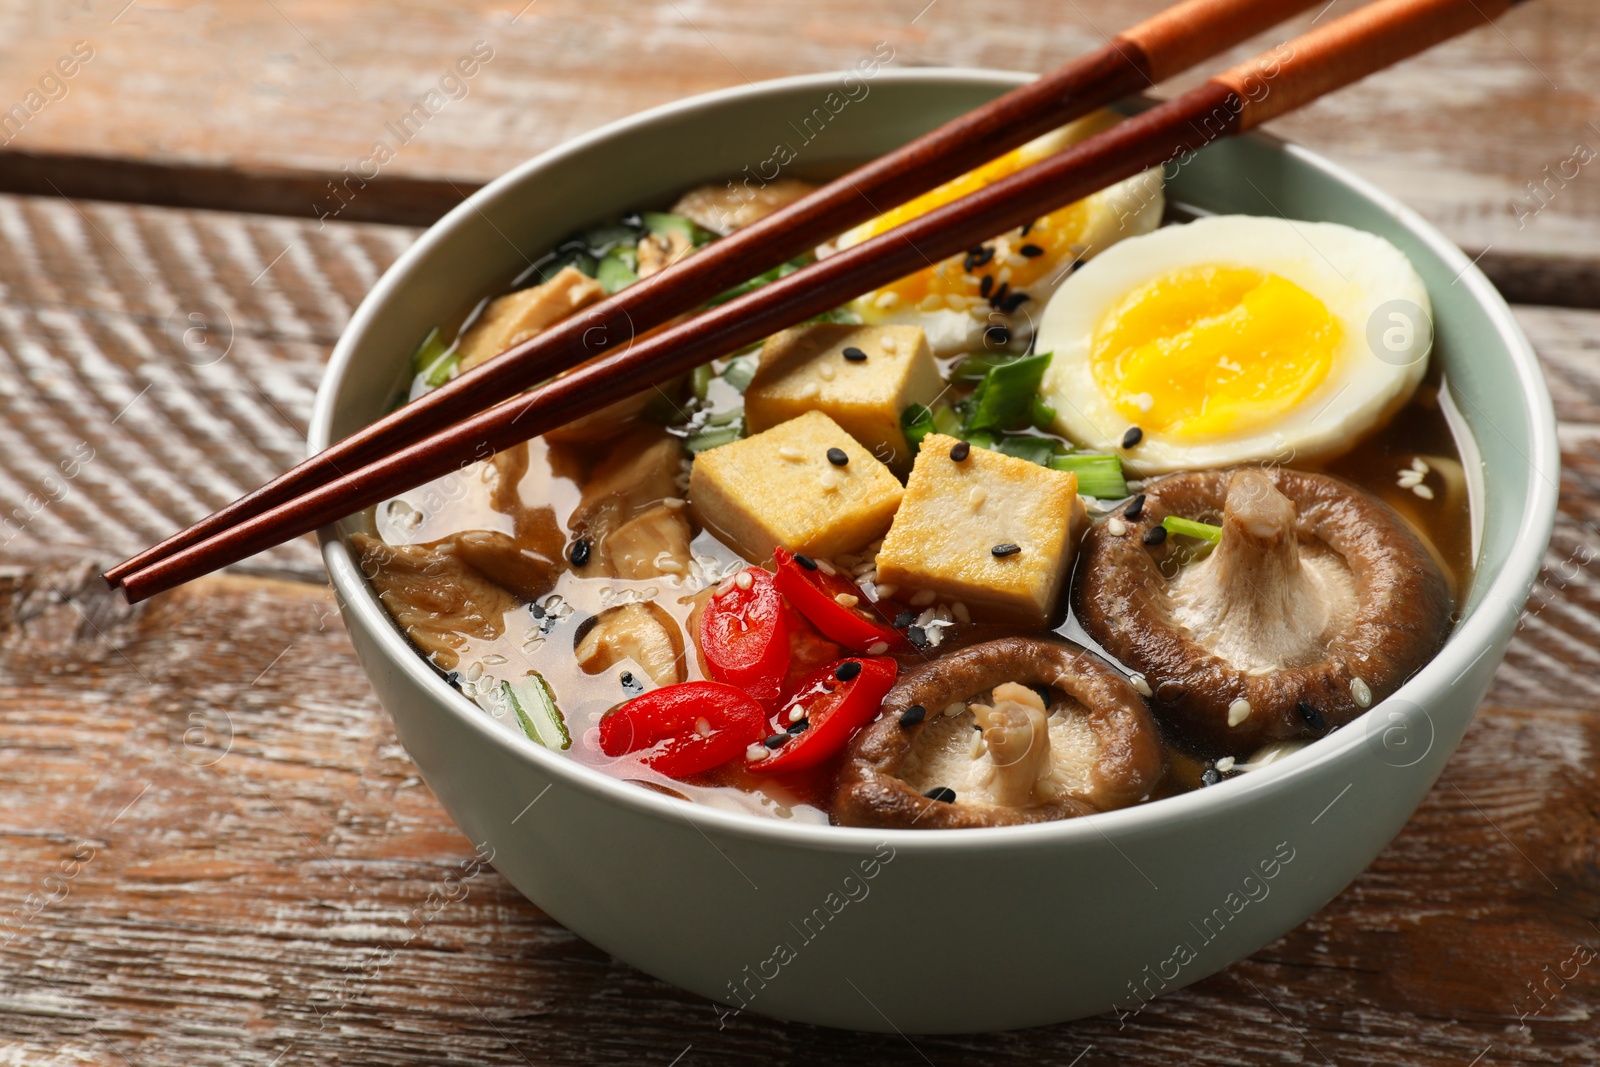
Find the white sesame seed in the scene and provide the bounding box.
[1129,672,1152,697]
[1107,517,1128,537]
[655,557,685,574]
[1413,484,1435,500]
[1216,756,1236,773]
[788,706,805,723]
[746,744,769,762]
[952,602,970,624]
[735,571,753,591]
[943,701,967,717]
[910,588,937,607]
[695,717,712,737]
[880,334,900,354]
[968,731,986,760]
[1134,392,1154,413]
[1227,698,1252,727]
[483,654,507,666]
[778,446,804,461]
[819,470,840,491]
[464,661,484,682]
[875,584,898,598]
[866,641,889,655]
[969,487,987,508]
[1351,677,1372,707]
[796,382,819,400]
[815,558,837,576]
[834,593,859,608]
[874,291,899,309]
[715,577,736,598]
[1411,456,1429,473]
[818,363,836,381]
[662,496,687,509]
[915,608,937,627]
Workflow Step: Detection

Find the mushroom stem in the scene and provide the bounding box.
[970,682,1052,807]
[1171,470,1336,672]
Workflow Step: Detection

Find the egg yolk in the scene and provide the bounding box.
[848,142,1093,314]
[1089,265,1341,438]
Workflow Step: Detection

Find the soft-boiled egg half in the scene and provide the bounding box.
[833,110,1164,358]
[1036,214,1432,474]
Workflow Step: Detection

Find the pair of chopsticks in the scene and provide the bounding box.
[108,0,1529,603]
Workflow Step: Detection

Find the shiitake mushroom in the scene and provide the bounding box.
[1073,467,1451,754]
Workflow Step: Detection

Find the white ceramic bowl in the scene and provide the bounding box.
[313,70,1558,1033]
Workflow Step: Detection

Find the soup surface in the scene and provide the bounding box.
[357,124,1475,828]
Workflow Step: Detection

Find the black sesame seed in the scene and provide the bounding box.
[924,786,957,803]
[893,610,916,629]
[989,281,1011,309]
[1143,525,1168,546]
[835,660,862,682]
[998,290,1030,314]
[899,705,927,727]
[991,542,1022,558]
[620,671,634,686]
[763,733,788,749]
[907,625,929,649]
[795,554,818,571]
[1124,493,1147,520]
[1121,426,1144,449]
[826,447,849,467]
[530,603,547,619]
[842,346,868,362]
[984,324,1011,348]
[979,274,994,298]
[1201,767,1221,787]
[1020,221,1035,236]
[1020,243,1045,258]
[1298,700,1327,732]
[949,440,971,462]
[787,718,810,734]
[968,245,995,269]
[1028,683,1053,707]
[569,538,592,567]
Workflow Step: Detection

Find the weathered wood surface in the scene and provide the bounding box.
[0,0,1596,259]
[0,190,1597,1064]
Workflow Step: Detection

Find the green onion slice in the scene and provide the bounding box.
[502,673,571,750]
[1162,516,1223,542]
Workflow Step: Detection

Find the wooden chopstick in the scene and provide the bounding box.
[116,0,1530,604]
[103,0,1326,589]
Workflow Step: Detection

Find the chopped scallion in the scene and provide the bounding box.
[901,403,935,449]
[1048,454,1128,499]
[502,674,570,750]
[1162,516,1223,542]
[690,362,716,402]
[965,351,1053,433]
[596,246,639,294]
[993,434,1055,467]
[721,353,759,393]
[411,327,457,388]
[1030,394,1057,432]
[685,414,743,453]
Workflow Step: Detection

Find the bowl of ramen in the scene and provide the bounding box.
[313,69,1557,1032]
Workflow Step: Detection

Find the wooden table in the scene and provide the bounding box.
[1,2,1596,1063]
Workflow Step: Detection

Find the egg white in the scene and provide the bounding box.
[1036,215,1432,474]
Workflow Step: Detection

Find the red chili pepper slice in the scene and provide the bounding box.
[598,681,767,779]
[772,547,906,654]
[700,567,790,702]
[751,656,898,775]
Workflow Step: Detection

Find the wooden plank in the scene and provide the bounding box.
[0,0,1595,262]
[0,192,1596,1062]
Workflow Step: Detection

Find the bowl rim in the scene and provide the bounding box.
[313,67,1559,855]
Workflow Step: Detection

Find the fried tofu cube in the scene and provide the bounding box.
[689,411,903,563]
[457,266,606,372]
[876,434,1085,626]
[744,323,942,472]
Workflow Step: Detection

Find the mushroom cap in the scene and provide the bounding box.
[1073,466,1452,754]
[833,637,1165,829]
